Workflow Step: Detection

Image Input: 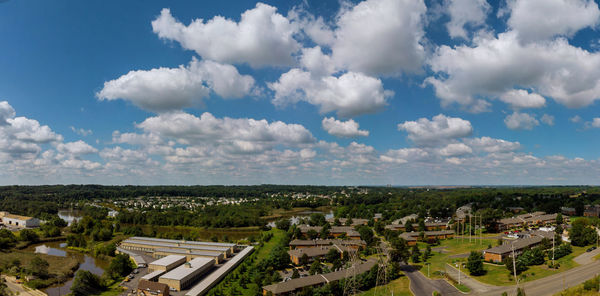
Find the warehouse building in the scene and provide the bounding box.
[141,270,166,282]
[148,255,187,273]
[159,257,215,291]
[185,246,254,296]
[153,248,225,263]
[128,236,236,253]
[120,238,232,258]
[0,212,40,228]
[483,236,543,263]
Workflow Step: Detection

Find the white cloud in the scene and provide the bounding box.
[398,114,473,146]
[151,5,300,68]
[445,0,491,39]
[330,0,427,76]
[70,126,93,137]
[504,112,540,130]
[464,137,521,153]
[570,115,582,123]
[540,114,555,126]
[427,32,600,111]
[57,140,98,156]
[136,111,315,148]
[438,143,472,157]
[499,89,546,109]
[299,46,336,77]
[0,101,15,125]
[380,148,429,164]
[97,58,255,112]
[590,118,600,128]
[322,117,369,138]
[506,0,600,42]
[269,69,391,118]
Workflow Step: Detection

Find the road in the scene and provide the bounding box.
[1,275,45,296]
[446,248,600,296]
[400,264,463,296]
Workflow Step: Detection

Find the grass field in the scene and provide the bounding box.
[0,250,80,288]
[418,237,497,279]
[472,246,587,286]
[553,275,600,296]
[360,274,412,296]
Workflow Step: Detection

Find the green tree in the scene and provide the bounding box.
[570,218,598,246]
[19,229,39,242]
[320,223,331,239]
[71,270,105,296]
[357,226,375,245]
[325,248,340,263]
[467,251,485,275]
[309,259,322,275]
[411,245,421,263]
[29,256,49,278]
[309,213,326,226]
[275,219,291,231]
[307,229,318,240]
[292,268,300,279]
[300,253,310,266]
[107,254,133,280]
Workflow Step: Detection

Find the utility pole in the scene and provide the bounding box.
[469,214,472,243]
[552,233,555,266]
[458,263,461,285]
[512,242,519,293]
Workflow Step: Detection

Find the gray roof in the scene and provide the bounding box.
[288,245,352,258]
[159,257,214,281]
[130,236,236,247]
[141,270,165,281]
[116,247,147,264]
[185,246,254,296]
[149,255,186,267]
[289,239,366,247]
[122,239,230,252]
[262,259,377,294]
[484,236,542,255]
[154,248,223,257]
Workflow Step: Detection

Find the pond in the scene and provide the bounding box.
[29,241,109,296]
[57,209,83,226]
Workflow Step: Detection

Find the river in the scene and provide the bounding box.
[57,209,83,226]
[29,241,108,296]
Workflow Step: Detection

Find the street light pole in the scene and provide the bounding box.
[512,242,518,293]
[458,263,461,285]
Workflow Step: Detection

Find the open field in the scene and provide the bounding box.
[360,274,412,296]
[418,237,497,279]
[0,250,80,288]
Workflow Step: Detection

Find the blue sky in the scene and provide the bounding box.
[1,0,600,185]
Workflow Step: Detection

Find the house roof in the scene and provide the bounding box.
[289,239,366,247]
[484,236,542,255]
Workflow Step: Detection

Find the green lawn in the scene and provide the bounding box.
[360,274,412,296]
[417,237,497,279]
[472,246,587,286]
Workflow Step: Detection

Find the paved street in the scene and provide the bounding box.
[445,249,600,296]
[400,264,462,296]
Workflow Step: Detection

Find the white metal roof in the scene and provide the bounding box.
[130,236,236,247]
[141,270,165,281]
[159,257,214,281]
[149,255,186,267]
[123,239,230,252]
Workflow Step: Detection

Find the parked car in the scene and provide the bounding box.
[133,269,139,274]
[586,246,597,252]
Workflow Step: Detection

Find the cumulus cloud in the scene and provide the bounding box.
[70,126,92,136]
[589,118,600,128]
[151,5,300,68]
[136,112,315,148]
[299,46,336,77]
[438,143,472,157]
[322,117,369,138]
[427,32,600,111]
[269,69,391,118]
[57,140,98,156]
[499,89,546,109]
[540,114,555,126]
[445,0,491,39]
[570,115,582,123]
[504,112,540,130]
[0,101,15,125]
[506,0,600,42]
[464,137,521,153]
[97,58,255,112]
[398,114,473,146]
[330,0,427,76]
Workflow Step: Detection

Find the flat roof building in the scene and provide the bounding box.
[153,248,225,264]
[141,270,166,282]
[137,280,170,296]
[148,255,187,273]
[0,212,40,228]
[120,239,232,257]
[159,257,215,291]
[185,246,254,296]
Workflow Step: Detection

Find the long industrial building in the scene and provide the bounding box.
[128,236,236,252]
[119,237,232,263]
[185,246,254,296]
[159,257,215,291]
[148,255,187,273]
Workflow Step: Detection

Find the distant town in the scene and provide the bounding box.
[1,185,600,296]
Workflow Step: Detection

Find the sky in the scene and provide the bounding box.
[1,0,600,185]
